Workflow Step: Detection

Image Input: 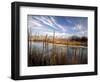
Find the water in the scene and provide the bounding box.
[28,42,87,66]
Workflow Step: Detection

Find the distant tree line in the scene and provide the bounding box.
[69,36,88,42]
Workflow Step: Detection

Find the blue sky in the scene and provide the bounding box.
[28,15,88,38]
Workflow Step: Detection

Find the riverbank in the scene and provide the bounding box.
[29,40,87,47]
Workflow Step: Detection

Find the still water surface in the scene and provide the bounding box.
[28,42,87,66]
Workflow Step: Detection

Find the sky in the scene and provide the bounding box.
[28,15,88,38]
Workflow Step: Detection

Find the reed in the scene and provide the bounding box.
[28,30,87,66]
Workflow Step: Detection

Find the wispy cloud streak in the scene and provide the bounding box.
[28,15,88,37]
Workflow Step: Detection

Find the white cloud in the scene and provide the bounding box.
[72,22,88,37]
[50,17,67,32]
[41,31,72,38]
[65,18,73,24]
[28,16,43,29]
[28,16,69,33]
[33,16,59,31]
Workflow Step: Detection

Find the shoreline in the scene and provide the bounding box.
[29,40,87,48]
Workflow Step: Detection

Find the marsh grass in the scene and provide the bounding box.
[28,31,87,66]
[28,42,87,66]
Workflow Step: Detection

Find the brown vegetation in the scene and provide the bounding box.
[28,31,88,66]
